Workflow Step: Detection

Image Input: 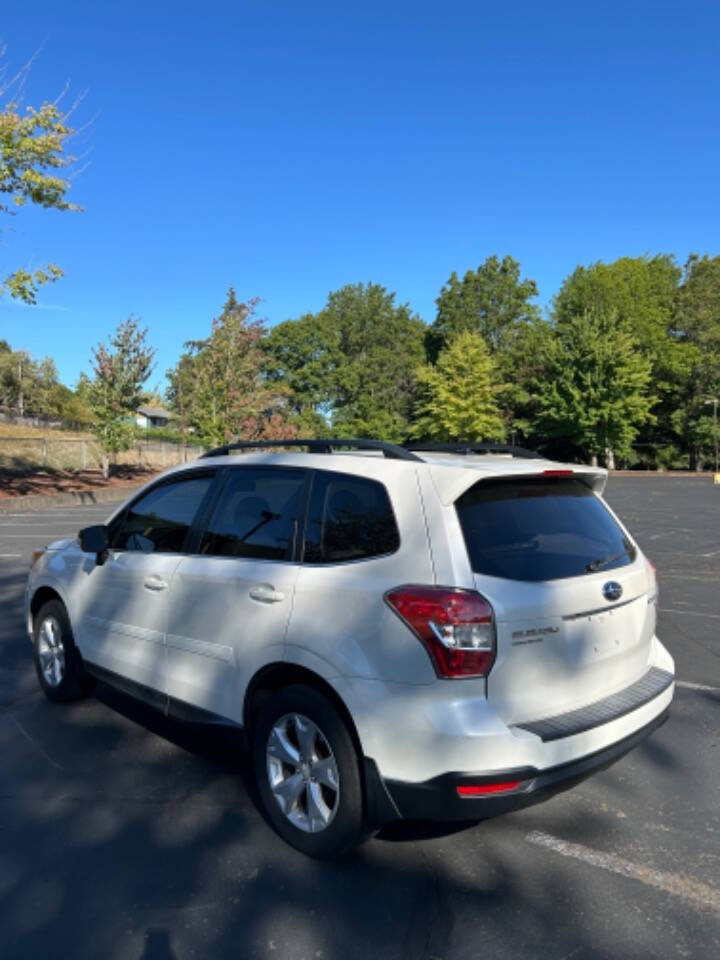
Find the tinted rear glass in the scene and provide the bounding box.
[303,471,399,563]
[455,477,636,582]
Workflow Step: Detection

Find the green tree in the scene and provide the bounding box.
[0,342,72,418]
[325,283,425,440]
[536,308,654,467]
[262,283,425,441]
[263,311,337,433]
[167,289,297,447]
[1,67,81,303]
[411,331,506,442]
[552,255,684,464]
[86,319,156,478]
[429,255,540,358]
[671,254,720,468]
[494,317,555,443]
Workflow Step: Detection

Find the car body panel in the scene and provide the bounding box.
[163,554,299,724]
[24,448,675,827]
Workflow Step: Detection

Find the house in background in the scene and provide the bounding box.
[136,405,175,429]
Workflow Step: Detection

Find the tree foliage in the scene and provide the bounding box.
[86,318,156,477]
[324,283,425,440]
[536,308,654,465]
[167,289,297,447]
[670,254,720,466]
[412,331,506,442]
[0,339,89,420]
[263,311,337,433]
[264,283,425,441]
[1,66,81,303]
[429,255,540,358]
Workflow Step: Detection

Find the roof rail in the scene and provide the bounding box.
[405,442,544,460]
[199,437,423,462]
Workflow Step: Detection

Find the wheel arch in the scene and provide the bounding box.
[244,662,362,753]
[243,661,399,827]
[29,585,66,633]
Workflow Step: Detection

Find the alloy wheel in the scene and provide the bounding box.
[266,712,340,833]
[37,616,65,687]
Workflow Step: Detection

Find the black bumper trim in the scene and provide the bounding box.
[384,707,669,822]
[514,667,673,741]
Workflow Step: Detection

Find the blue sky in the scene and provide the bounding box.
[1,1,719,392]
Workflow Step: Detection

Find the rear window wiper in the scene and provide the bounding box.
[585,548,631,573]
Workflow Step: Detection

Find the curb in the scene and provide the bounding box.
[0,480,150,513]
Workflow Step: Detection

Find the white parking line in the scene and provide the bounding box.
[659,608,720,619]
[9,715,66,771]
[676,680,719,692]
[0,511,114,518]
[0,554,21,558]
[0,523,84,527]
[525,831,720,916]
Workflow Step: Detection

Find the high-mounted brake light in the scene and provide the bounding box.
[456,781,521,796]
[542,469,574,477]
[385,585,496,678]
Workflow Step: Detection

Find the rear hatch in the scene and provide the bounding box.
[454,475,656,725]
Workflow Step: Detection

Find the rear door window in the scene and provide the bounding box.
[302,471,399,563]
[199,467,307,561]
[455,477,636,582]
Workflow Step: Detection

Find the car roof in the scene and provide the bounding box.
[155,449,608,503]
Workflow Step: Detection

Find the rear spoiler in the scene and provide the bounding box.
[429,463,608,505]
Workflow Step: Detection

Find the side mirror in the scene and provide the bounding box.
[79,525,109,564]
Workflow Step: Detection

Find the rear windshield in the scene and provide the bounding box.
[455,477,636,582]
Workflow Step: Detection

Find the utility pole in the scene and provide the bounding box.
[704,397,719,475]
[17,357,24,417]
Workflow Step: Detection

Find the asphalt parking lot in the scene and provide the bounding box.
[0,477,718,960]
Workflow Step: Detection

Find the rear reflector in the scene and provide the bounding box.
[542,469,574,477]
[456,781,521,796]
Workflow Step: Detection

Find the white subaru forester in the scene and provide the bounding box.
[25,439,674,857]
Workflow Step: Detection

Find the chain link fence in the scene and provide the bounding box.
[0,436,205,472]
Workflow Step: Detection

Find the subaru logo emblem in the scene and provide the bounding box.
[603,581,623,602]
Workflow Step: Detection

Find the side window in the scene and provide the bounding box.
[112,474,214,554]
[303,471,399,564]
[200,468,306,561]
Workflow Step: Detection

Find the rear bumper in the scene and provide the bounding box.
[382,707,669,822]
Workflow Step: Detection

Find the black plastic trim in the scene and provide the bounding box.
[84,661,243,729]
[84,661,168,713]
[514,667,673,741]
[200,437,422,462]
[384,707,669,821]
[405,442,543,459]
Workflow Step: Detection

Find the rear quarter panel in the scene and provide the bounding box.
[285,461,437,684]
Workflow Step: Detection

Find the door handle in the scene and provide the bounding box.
[249,584,285,604]
[144,576,168,592]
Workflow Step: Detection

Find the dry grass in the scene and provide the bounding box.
[0,422,92,440]
[0,423,203,473]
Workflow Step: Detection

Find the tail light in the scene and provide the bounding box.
[647,558,658,605]
[385,585,496,678]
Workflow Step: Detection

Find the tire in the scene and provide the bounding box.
[33,599,95,702]
[252,684,365,858]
